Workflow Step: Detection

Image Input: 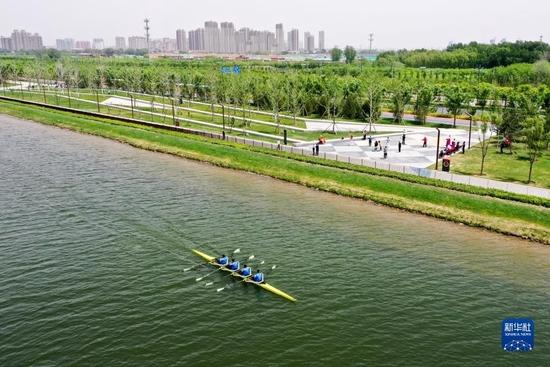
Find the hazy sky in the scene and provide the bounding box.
[1,0,549,49]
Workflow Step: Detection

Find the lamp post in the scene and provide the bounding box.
[465,111,473,149]
[435,128,441,170]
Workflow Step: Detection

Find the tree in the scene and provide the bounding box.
[478,113,496,175]
[267,76,286,133]
[414,83,435,124]
[444,84,469,127]
[344,46,357,64]
[321,77,343,133]
[474,82,493,113]
[390,81,412,124]
[361,77,384,132]
[523,116,547,183]
[331,47,342,62]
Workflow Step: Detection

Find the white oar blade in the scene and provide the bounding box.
[205,282,213,287]
[233,248,241,254]
[195,277,203,282]
[248,255,255,260]
[216,287,226,292]
[272,265,277,270]
[260,261,265,265]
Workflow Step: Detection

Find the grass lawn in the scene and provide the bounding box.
[450,139,550,189]
[1,99,549,245]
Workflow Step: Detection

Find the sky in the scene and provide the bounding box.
[1,0,549,50]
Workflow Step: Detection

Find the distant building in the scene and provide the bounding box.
[115,36,126,50]
[56,38,74,51]
[204,21,220,53]
[92,38,104,50]
[188,29,205,51]
[1,30,43,51]
[1,36,13,51]
[176,29,187,52]
[128,36,147,49]
[287,29,299,52]
[275,23,285,53]
[318,31,325,51]
[304,32,315,53]
[220,22,236,53]
[75,40,91,50]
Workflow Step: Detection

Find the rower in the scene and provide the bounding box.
[240,264,252,277]
[216,254,228,266]
[227,258,240,271]
[251,270,264,284]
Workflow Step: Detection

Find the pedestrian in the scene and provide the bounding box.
[277,140,281,150]
[398,141,402,153]
[315,143,320,156]
[374,140,379,151]
[383,145,388,159]
[368,136,372,147]
[362,133,367,140]
[312,146,316,155]
[386,136,390,146]
[462,141,466,154]
[402,133,406,145]
[422,136,427,148]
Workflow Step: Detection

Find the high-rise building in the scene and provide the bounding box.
[128,36,147,49]
[75,40,91,50]
[318,31,325,51]
[1,37,13,51]
[56,38,74,51]
[220,22,236,53]
[115,37,126,50]
[304,32,315,53]
[92,38,104,50]
[204,21,220,53]
[5,30,43,51]
[188,29,205,51]
[275,23,285,53]
[287,29,299,52]
[176,29,187,52]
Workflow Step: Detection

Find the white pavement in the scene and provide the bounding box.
[298,127,477,168]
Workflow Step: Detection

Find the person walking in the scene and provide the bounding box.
[398,141,402,153]
[374,140,378,151]
[402,133,406,145]
[422,136,427,148]
[383,145,388,159]
[368,136,372,147]
[315,143,320,156]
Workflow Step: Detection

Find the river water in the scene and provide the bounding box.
[1,115,549,366]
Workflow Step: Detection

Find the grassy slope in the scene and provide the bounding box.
[450,140,550,189]
[1,100,549,245]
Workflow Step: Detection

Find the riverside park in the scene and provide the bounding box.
[1,4,550,366]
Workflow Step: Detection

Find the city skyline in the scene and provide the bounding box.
[0,0,548,50]
[2,21,327,55]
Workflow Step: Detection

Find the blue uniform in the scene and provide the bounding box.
[228,261,240,271]
[240,266,252,277]
[252,272,264,283]
[217,256,228,265]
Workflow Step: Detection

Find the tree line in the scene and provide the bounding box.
[377,41,550,69]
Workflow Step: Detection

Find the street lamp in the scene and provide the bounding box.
[465,111,473,149]
[435,128,441,170]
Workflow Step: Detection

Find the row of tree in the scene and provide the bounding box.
[377,41,550,69]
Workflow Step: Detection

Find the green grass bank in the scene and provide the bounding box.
[1,100,549,245]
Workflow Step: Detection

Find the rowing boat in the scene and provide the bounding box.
[192,249,297,302]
